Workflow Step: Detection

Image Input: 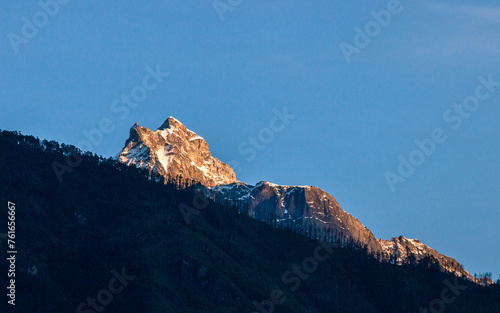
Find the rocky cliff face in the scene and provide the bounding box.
[117,117,237,187]
[200,181,383,254]
[379,236,474,280]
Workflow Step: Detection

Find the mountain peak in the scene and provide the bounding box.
[158,116,185,131]
[117,118,237,187]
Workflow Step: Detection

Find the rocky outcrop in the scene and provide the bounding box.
[201,181,383,254]
[379,236,474,280]
[117,117,237,187]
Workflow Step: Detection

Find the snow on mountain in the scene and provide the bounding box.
[117,116,475,281]
[379,236,474,281]
[117,117,237,187]
[199,181,383,254]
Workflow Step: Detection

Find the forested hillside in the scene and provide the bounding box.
[0,130,498,313]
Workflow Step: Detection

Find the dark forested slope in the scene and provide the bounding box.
[0,130,498,313]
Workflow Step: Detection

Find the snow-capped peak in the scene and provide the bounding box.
[117,117,237,187]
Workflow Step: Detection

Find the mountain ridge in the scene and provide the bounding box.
[1,128,498,313]
[117,117,476,282]
[378,236,474,281]
[198,181,383,255]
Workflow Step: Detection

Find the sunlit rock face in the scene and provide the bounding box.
[379,236,474,281]
[117,117,237,187]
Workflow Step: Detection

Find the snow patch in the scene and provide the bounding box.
[156,145,174,171]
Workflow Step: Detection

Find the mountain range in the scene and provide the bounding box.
[117,117,475,282]
[1,126,498,313]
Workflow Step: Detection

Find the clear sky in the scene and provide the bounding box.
[1,0,499,279]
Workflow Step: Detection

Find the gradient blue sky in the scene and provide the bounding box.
[1,0,499,279]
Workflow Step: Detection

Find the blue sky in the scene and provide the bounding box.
[1,0,499,279]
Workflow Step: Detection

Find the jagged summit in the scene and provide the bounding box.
[158,116,195,132]
[117,117,237,187]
